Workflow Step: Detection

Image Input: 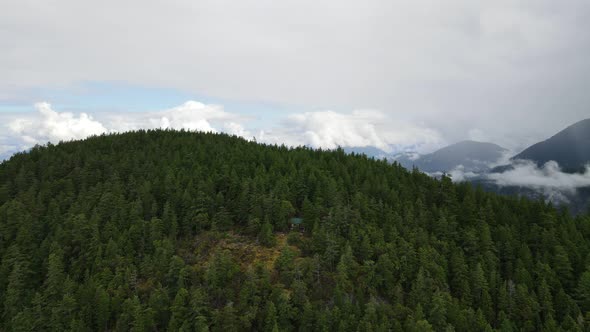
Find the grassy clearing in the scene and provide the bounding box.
[191,231,299,271]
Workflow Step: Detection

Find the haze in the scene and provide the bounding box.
[2,0,590,158]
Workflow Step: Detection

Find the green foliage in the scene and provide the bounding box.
[0,129,589,331]
[258,219,276,247]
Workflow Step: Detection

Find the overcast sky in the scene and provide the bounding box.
[2,0,590,159]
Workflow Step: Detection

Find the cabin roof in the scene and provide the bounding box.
[290,217,303,224]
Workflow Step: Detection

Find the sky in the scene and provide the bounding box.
[2,0,590,161]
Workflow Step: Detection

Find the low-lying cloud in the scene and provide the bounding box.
[445,160,590,204]
[486,160,590,193]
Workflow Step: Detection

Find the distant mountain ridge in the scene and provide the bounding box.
[394,140,507,173]
[343,119,590,213]
[343,146,392,159]
[513,118,590,172]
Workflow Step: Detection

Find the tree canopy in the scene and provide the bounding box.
[0,129,589,331]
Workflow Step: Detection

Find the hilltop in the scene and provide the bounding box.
[1,130,589,331]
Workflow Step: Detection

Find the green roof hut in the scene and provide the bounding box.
[290,217,304,231]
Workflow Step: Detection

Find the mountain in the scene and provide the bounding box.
[0,130,589,331]
[513,118,590,172]
[390,151,422,168]
[342,146,392,159]
[481,119,590,213]
[394,140,507,173]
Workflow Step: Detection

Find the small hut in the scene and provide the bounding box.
[290,217,304,232]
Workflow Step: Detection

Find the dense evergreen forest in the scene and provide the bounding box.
[1,130,590,331]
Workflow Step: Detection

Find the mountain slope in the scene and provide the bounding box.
[0,130,589,331]
[395,140,507,173]
[513,118,590,171]
[343,146,392,159]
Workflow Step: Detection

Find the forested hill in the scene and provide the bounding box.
[1,130,590,331]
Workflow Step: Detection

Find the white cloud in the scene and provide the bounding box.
[468,128,488,142]
[2,0,590,150]
[445,165,480,183]
[392,151,422,162]
[147,101,231,132]
[437,160,590,204]
[5,101,247,150]
[2,101,443,157]
[8,102,107,145]
[223,122,252,138]
[485,160,590,193]
[105,101,239,133]
[443,160,590,193]
[290,110,390,151]
[260,110,443,153]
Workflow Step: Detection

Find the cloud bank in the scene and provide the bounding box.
[1,101,443,160]
[486,161,590,193]
[3,1,590,150]
[2,102,587,209]
[8,102,107,145]
[104,101,247,134]
[262,110,443,153]
[444,160,590,204]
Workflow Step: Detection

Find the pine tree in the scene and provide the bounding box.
[168,288,190,331]
[264,301,279,332]
[3,262,26,323]
[95,287,111,331]
[258,218,275,247]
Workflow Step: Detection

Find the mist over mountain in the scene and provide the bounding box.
[512,118,590,172]
[374,119,590,214]
[482,119,590,213]
[393,140,508,173]
[342,146,392,160]
[474,160,590,213]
